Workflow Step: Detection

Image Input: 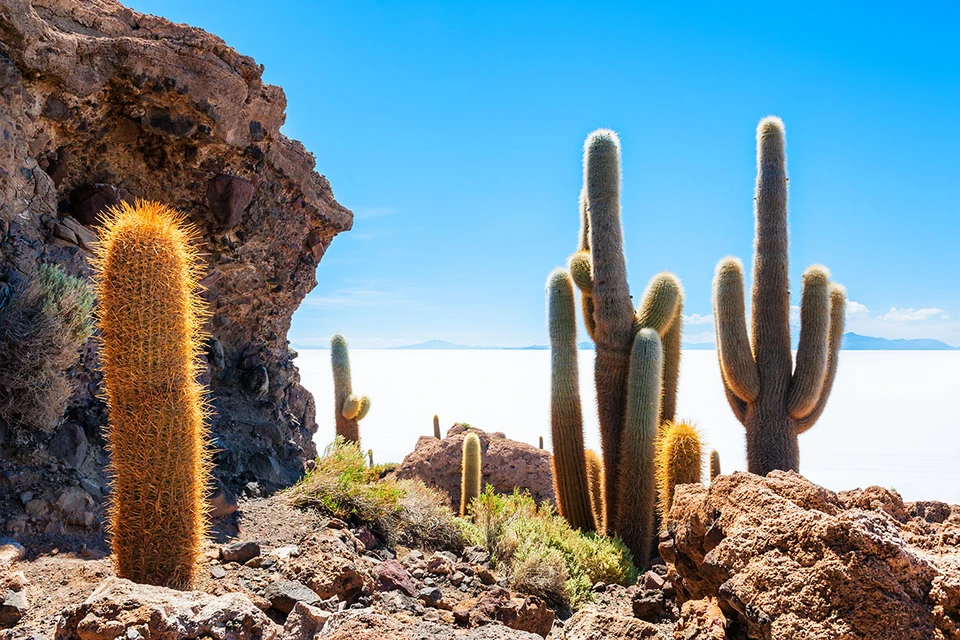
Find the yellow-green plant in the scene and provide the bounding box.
[656,421,702,520]
[460,432,482,517]
[94,200,212,589]
[331,334,370,443]
[709,450,721,482]
[713,117,846,475]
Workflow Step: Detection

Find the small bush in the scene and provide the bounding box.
[462,488,637,610]
[288,438,464,551]
[0,264,93,435]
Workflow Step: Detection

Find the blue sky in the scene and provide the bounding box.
[128,1,960,348]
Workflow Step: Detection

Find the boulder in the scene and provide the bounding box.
[392,425,555,509]
[560,609,662,639]
[0,571,28,629]
[54,576,277,639]
[375,559,417,597]
[452,587,554,638]
[661,470,960,640]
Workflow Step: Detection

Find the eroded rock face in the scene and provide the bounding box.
[392,425,555,511]
[0,0,351,527]
[660,471,960,640]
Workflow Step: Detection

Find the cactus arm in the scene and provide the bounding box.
[634,272,682,337]
[547,269,595,532]
[720,374,748,423]
[615,328,662,569]
[578,187,591,252]
[356,396,371,420]
[568,251,593,295]
[795,284,846,434]
[751,117,793,392]
[342,395,360,419]
[584,449,605,530]
[660,295,683,425]
[713,258,759,403]
[787,266,832,419]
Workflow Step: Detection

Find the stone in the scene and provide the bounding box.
[427,554,454,575]
[208,477,239,518]
[68,183,128,226]
[661,470,960,640]
[271,544,301,561]
[477,567,499,586]
[207,173,255,230]
[392,425,555,509]
[281,601,332,640]
[262,579,322,615]
[462,545,490,565]
[354,526,378,550]
[220,540,261,564]
[209,565,226,579]
[452,587,554,638]
[47,422,88,469]
[0,540,25,567]
[374,559,416,597]
[54,577,276,639]
[0,571,27,628]
[631,589,666,622]
[417,586,443,608]
[674,598,726,640]
[560,609,662,639]
[640,570,665,591]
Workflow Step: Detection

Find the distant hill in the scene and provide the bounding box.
[841,333,958,351]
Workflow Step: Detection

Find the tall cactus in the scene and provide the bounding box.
[460,432,482,518]
[709,450,721,481]
[568,130,684,536]
[331,334,370,444]
[547,269,595,532]
[433,414,442,439]
[713,117,846,475]
[656,421,702,520]
[584,449,604,530]
[614,328,663,567]
[94,200,212,589]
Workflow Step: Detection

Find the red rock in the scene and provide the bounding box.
[453,587,554,638]
[560,608,662,639]
[374,559,417,597]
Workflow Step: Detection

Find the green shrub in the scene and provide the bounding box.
[0,264,93,435]
[461,488,636,609]
[288,438,464,551]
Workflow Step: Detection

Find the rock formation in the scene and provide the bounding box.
[661,470,960,639]
[392,424,555,510]
[0,0,351,532]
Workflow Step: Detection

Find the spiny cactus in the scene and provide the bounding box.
[547,269,595,532]
[460,432,482,518]
[331,334,370,443]
[433,415,442,439]
[584,449,604,529]
[367,449,374,467]
[567,130,684,537]
[713,117,846,475]
[94,200,212,589]
[656,422,702,520]
[709,450,721,481]
[539,436,544,449]
[614,328,663,567]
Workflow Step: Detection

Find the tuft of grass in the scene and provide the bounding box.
[461,488,636,610]
[288,438,464,551]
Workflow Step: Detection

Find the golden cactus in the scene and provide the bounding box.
[94,200,212,589]
[584,449,605,530]
[656,421,703,521]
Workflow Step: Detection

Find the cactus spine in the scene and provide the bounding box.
[460,432,482,518]
[713,118,846,475]
[584,449,604,530]
[434,415,442,439]
[331,334,370,443]
[656,422,702,520]
[568,130,684,539]
[94,200,212,589]
[709,450,721,482]
[547,269,595,532]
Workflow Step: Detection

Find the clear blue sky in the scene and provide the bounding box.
[127,1,960,348]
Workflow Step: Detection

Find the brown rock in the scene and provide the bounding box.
[281,601,332,640]
[453,587,554,638]
[262,579,322,615]
[392,425,555,509]
[560,608,662,639]
[54,576,277,639]
[375,559,417,597]
[318,610,542,639]
[674,598,726,640]
[661,470,960,640]
[0,571,28,629]
[220,540,261,564]
[208,173,255,231]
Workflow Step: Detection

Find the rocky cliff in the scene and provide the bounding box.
[0,0,351,532]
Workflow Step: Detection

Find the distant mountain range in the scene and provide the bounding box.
[294,333,958,351]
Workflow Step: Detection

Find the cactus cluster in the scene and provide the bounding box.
[461,432,482,517]
[94,201,212,589]
[713,117,846,475]
[547,129,685,566]
[331,334,370,444]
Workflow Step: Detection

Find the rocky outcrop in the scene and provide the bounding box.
[0,0,351,530]
[392,425,555,510]
[660,471,960,640]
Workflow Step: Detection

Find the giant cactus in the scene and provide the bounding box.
[714,117,846,475]
[547,269,595,532]
[331,334,370,444]
[460,432,482,517]
[94,200,212,589]
[567,130,684,536]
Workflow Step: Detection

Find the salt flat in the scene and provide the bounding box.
[296,349,960,504]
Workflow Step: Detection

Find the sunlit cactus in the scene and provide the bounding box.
[709,449,721,482]
[434,414,442,439]
[460,432,482,518]
[656,421,703,520]
[547,269,595,532]
[713,117,846,475]
[331,334,370,443]
[94,200,212,589]
[584,449,604,529]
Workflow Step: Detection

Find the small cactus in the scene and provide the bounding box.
[331,334,369,443]
[368,449,374,467]
[656,422,703,521]
[460,432,482,518]
[94,200,212,589]
[584,449,604,533]
[433,414,441,439]
[709,450,721,481]
[713,118,846,475]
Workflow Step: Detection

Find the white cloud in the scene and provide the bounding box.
[683,331,716,345]
[846,300,870,318]
[790,305,801,324]
[684,313,714,325]
[878,307,948,322]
